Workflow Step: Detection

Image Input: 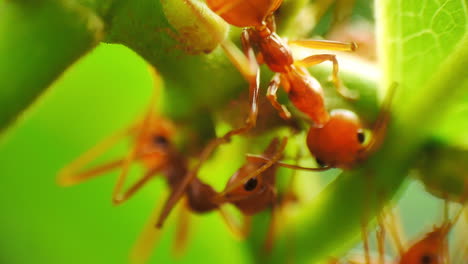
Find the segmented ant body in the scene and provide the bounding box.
[155,0,396,231]
[58,95,290,261]
[158,0,368,226]
[203,0,395,170]
[332,204,467,264]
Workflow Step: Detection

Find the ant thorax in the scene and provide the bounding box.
[250,28,293,73]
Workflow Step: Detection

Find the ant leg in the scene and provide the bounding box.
[267,73,292,120]
[57,126,135,186]
[384,207,406,256]
[155,35,261,228]
[218,205,246,239]
[264,206,277,252]
[289,39,357,52]
[246,154,331,171]
[242,215,253,237]
[112,166,161,204]
[296,54,358,99]
[130,197,164,264]
[216,138,288,199]
[361,220,371,264]
[112,67,161,205]
[172,198,191,257]
[222,29,261,132]
[376,214,386,264]
[442,199,450,264]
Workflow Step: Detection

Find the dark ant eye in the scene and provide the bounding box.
[316,158,327,168]
[420,254,433,264]
[153,135,169,147]
[357,130,365,144]
[244,178,258,191]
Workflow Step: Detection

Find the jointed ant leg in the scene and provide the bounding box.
[296,54,358,99]
[267,73,291,120]
[361,219,371,264]
[57,126,134,186]
[112,68,161,205]
[130,196,164,264]
[113,166,161,204]
[289,39,357,52]
[218,205,246,239]
[384,207,405,256]
[155,34,261,228]
[58,158,125,186]
[173,198,191,257]
[376,214,386,264]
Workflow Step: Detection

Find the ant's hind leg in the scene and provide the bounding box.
[218,206,248,239]
[267,73,291,120]
[130,197,164,264]
[172,198,191,257]
[296,54,358,100]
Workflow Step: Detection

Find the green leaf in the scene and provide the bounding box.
[416,141,468,201]
[265,0,468,262]
[0,0,104,131]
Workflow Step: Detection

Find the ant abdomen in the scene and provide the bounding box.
[207,0,281,27]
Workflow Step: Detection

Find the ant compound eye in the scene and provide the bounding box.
[244,178,258,191]
[153,135,169,147]
[420,254,434,264]
[316,158,327,168]
[357,130,366,144]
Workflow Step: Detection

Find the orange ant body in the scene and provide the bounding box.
[332,204,466,264]
[58,89,292,260]
[157,0,383,228]
[185,0,394,175]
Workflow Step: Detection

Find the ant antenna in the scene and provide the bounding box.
[246,154,331,171]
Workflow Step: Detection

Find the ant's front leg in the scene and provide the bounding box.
[267,73,291,120]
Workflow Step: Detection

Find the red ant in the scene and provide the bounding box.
[58,68,300,261]
[157,0,374,228]
[331,202,467,264]
[58,117,294,262]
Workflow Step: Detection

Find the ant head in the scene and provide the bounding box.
[136,116,176,169]
[214,138,282,214]
[306,109,367,169]
[220,162,276,215]
[399,228,447,264]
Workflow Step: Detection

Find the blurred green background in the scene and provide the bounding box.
[2,0,468,262]
[0,43,454,264]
